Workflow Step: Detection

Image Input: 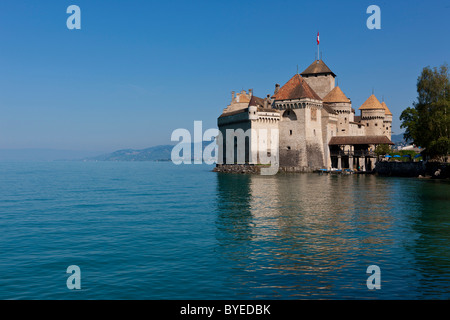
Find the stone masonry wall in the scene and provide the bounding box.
[303,74,335,99]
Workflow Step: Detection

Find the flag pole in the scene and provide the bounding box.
[317,31,320,61]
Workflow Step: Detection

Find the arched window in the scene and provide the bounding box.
[282,110,297,120]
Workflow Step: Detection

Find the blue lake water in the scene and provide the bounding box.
[0,161,449,299]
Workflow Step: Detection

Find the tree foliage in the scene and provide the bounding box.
[400,63,450,160]
[374,144,391,156]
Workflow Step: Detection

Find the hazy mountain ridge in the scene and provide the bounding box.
[86,145,174,161]
[391,133,406,144]
[86,142,213,162]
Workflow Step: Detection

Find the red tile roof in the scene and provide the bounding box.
[248,95,265,107]
[272,74,321,101]
[359,94,384,110]
[328,135,394,145]
[323,86,350,103]
[381,101,393,116]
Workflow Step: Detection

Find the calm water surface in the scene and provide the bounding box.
[0,161,449,299]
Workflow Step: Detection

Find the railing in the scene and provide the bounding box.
[330,150,377,157]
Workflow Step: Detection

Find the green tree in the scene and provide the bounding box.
[374,144,391,156]
[400,63,450,160]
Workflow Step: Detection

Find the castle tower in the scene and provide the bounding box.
[359,94,385,136]
[217,91,280,166]
[221,89,253,114]
[322,86,352,136]
[272,74,325,171]
[301,59,336,99]
[381,101,393,139]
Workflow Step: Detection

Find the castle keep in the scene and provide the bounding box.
[216,58,394,173]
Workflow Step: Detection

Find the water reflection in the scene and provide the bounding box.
[404,180,450,298]
[214,172,450,299]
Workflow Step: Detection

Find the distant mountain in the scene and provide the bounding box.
[0,144,214,162]
[390,133,415,150]
[87,145,174,161]
[391,133,406,144]
[86,143,216,162]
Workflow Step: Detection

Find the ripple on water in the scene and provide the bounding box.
[0,163,449,299]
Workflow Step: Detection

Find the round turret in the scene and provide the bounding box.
[359,94,385,136]
[323,86,352,135]
[248,105,258,120]
[381,101,393,139]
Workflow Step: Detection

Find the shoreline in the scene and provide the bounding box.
[212,162,450,179]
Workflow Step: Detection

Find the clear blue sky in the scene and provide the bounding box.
[0,0,449,152]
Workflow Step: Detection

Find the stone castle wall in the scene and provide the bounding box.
[303,74,335,99]
[361,109,385,136]
[278,106,325,171]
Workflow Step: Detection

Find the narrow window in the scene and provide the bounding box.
[289,130,293,135]
[311,108,317,121]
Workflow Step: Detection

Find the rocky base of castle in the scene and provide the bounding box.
[278,166,317,173]
[213,164,320,174]
[213,164,263,174]
[375,161,450,179]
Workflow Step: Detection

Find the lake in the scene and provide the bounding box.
[0,161,449,299]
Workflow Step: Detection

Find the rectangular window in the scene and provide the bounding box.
[311,109,317,121]
[289,130,293,135]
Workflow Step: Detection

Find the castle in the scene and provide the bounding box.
[216,58,394,173]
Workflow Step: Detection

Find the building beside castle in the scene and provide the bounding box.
[216,58,394,173]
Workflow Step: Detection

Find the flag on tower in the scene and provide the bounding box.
[317,31,320,45]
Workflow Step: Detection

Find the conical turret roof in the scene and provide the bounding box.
[359,94,384,110]
[272,74,321,101]
[323,86,350,103]
[381,101,393,116]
